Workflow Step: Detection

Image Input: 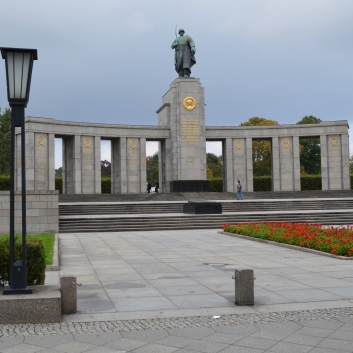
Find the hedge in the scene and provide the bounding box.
[101,177,111,193]
[0,236,46,286]
[0,176,10,191]
[55,177,62,194]
[209,178,223,192]
[301,175,322,190]
[253,176,272,191]
[2,175,353,193]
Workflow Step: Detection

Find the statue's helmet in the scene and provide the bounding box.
[178,28,185,34]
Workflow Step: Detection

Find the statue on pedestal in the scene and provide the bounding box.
[171,28,196,78]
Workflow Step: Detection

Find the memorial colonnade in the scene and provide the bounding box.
[15,117,350,194]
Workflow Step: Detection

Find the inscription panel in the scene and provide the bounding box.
[182,119,199,144]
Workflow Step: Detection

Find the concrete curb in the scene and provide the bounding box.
[220,231,353,260]
[46,234,60,271]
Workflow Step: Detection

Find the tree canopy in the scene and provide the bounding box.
[0,108,11,175]
[206,153,222,179]
[297,115,322,175]
[146,153,159,184]
[101,160,111,177]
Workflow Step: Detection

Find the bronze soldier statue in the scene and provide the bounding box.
[171,28,196,78]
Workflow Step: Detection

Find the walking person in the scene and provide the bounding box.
[147,181,151,194]
[236,179,243,200]
[155,181,159,193]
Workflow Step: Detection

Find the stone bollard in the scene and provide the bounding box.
[234,269,254,305]
[60,275,77,314]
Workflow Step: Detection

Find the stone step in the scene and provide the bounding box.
[59,211,353,233]
[59,199,353,215]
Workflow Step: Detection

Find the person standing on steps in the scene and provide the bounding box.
[147,181,151,194]
[236,179,243,200]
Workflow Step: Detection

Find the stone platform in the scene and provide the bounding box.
[0,285,61,324]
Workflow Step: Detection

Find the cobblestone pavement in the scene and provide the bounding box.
[2,308,353,352]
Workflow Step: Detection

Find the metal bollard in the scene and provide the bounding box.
[233,269,254,305]
[60,275,77,314]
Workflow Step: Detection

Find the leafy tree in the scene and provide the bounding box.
[350,155,353,175]
[297,115,322,175]
[206,153,222,179]
[55,167,63,177]
[101,160,111,177]
[146,153,159,185]
[240,117,279,176]
[0,108,11,175]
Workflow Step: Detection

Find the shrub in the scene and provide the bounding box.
[0,236,46,286]
[301,175,322,190]
[253,176,272,191]
[101,177,111,193]
[0,175,10,190]
[209,178,223,192]
[55,177,62,194]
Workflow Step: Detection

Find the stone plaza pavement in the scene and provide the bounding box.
[2,229,353,352]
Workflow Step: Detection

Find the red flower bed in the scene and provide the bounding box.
[222,222,353,257]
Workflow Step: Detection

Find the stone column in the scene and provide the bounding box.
[278,137,296,191]
[223,138,233,192]
[232,138,247,192]
[140,138,147,193]
[111,137,127,194]
[63,135,81,194]
[94,136,101,194]
[326,135,344,190]
[48,134,55,191]
[293,136,301,191]
[245,137,253,192]
[160,138,172,193]
[271,137,280,191]
[26,131,35,191]
[320,135,329,190]
[341,133,351,190]
[158,78,207,191]
[126,138,141,193]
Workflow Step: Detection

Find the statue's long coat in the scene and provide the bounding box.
[172,35,196,73]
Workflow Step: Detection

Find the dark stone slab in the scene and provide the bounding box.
[170,180,209,192]
[0,285,61,324]
[183,201,222,214]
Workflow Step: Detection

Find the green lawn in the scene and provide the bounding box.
[0,233,55,266]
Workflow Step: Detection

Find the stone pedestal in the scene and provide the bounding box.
[158,78,207,192]
[183,201,222,214]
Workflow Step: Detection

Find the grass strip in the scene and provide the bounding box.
[0,233,55,266]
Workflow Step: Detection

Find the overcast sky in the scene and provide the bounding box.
[1,0,352,166]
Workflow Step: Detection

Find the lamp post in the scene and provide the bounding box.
[1,47,38,295]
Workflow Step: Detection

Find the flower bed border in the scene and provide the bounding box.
[219,231,353,260]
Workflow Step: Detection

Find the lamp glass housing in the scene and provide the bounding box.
[0,47,38,105]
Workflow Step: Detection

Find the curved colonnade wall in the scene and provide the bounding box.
[15,78,350,194]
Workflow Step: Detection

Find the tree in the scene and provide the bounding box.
[240,117,279,176]
[297,115,322,175]
[350,155,353,175]
[0,108,11,175]
[206,153,222,179]
[55,167,63,177]
[146,153,159,185]
[101,160,111,177]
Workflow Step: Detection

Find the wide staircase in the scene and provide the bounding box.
[59,191,353,233]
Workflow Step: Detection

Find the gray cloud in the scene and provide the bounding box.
[0,0,352,152]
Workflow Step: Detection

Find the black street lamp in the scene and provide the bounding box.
[1,47,38,295]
